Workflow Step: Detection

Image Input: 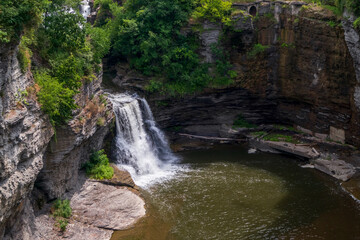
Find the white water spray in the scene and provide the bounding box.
[109,93,178,187]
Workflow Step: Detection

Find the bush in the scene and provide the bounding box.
[354,17,360,29]
[233,115,257,128]
[53,199,72,232]
[53,199,72,218]
[34,71,77,126]
[247,43,269,58]
[192,0,233,24]
[263,134,300,143]
[18,40,32,73]
[0,0,47,43]
[84,150,114,180]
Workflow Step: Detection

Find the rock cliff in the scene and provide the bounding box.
[127,1,360,147]
[0,41,54,237]
[0,40,114,238]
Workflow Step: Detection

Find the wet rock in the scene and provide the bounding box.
[70,181,145,230]
[312,158,357,181]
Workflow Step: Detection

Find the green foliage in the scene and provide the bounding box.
[247,43,269,58]
[39,4,85,53]
[109,0,235,95]
[84,149,114,180]
[0,0,48,43]
[96,117,105,126]
[58,219,68,232]
[263,134,300,143]
[53,199,72,218]
[192,0,232,24]
[280,42,295,48]
[87,26,111,64]
[233,115,257,129]
[18,38,32,73]
[354,17,360,28]
[51,54,83,90]
[210,43,237,87]
[34,71,77,126]
[327,20,337,27]
[53,199,72,232]
[251,131,267,137]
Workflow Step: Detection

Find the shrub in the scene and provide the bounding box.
[17,35,33,73]
[0,0,47,43]
[327,20,337,27]
[52,199,72,232]
[247,43,269,58]
[263,134,300,143]
[58,219,68,232]
[34,71,77,127]
[354,17,360,29]
[192,0,233,24]
[96,117,105,126]
[233,115,257,128]
[84,149,114,180]
[53,199,72,218]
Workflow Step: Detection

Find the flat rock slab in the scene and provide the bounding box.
[265,141,320,159]
[312,159,356,181]
[70,181,146,230]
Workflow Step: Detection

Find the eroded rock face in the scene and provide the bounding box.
[0,42,54,238]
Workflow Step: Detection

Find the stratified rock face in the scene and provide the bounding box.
[36,72,114,199]
[142,3,360,146]
[0,42,54,237]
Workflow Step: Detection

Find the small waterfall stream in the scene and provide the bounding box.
[109,93,178,187]
[79,0,91,19]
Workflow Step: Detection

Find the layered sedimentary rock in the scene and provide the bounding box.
[0,42,54,238]
[0,40,114,238]
[118,1,360,147]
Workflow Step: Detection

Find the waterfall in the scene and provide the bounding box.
[109,93,178,186]
[79,0,91,19]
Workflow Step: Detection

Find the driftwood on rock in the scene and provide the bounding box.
[178,133,246,142]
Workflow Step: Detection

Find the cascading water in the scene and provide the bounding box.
[109,93,179,187]
[79,0,91,19]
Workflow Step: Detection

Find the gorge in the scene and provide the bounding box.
[1,0,360,239]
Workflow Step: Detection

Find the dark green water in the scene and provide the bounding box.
[112,145,360,240]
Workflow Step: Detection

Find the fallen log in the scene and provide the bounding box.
[178,133,246,142]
